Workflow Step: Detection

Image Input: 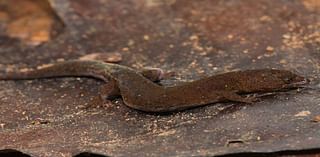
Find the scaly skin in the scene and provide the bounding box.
[0,60,307,112]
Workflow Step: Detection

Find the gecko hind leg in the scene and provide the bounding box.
[88,79,120,109]
[140,68,164,82]
[100,79,121,100]
[140,67,175,82]
[88,68,169,109]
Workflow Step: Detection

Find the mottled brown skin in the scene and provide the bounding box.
[0,60,307,112]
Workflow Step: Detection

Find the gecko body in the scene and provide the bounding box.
[0,60,307,112]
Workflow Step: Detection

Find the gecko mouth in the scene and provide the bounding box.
[284,77,309,88]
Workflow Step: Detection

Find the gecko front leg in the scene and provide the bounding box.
[221,91,258,103]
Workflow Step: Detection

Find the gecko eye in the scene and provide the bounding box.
[283,77,292,83]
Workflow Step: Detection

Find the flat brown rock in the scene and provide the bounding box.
[0,0,320,156]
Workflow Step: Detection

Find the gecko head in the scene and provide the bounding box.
[267,69,309,89]
[240,69,309,93]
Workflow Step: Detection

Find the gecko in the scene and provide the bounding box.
[0,60,307,112]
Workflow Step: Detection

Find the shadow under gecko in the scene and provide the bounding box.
[0,60,308,112]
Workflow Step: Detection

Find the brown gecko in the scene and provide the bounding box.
[0,60,307,112]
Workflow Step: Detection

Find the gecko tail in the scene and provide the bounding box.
[0,70,60,80]
[0,60,109,81]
